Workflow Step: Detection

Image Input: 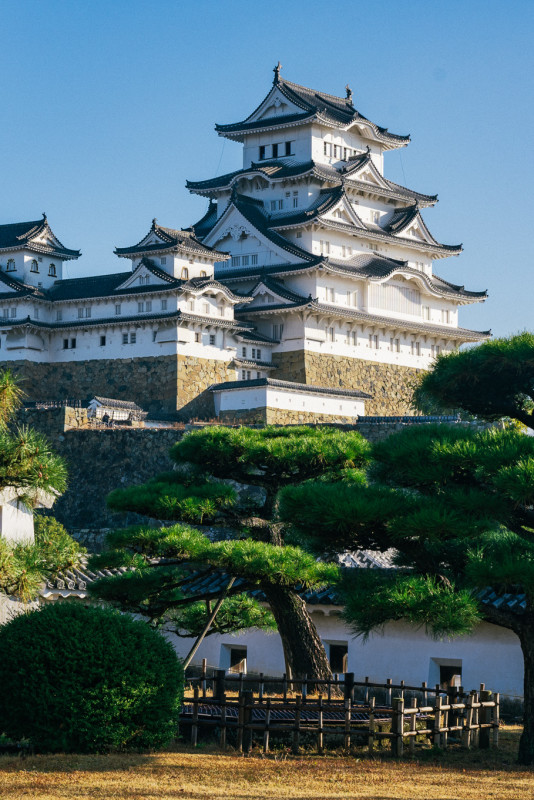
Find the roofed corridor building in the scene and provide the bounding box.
[0,67,488,419]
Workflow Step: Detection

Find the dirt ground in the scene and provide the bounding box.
[0,727,532,800]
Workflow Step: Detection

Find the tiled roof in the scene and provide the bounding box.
[221,254,487,302]
[237,330,279,345]
[209,377,372,399]
[191,202,218,239]
[233,358,276,370]
[41,558,528,617]
[92,396,143,411]
[238,297,490,341]
[115,219,229,260]
[188,155,437,208]
[248,275,310,304]
[216,76,410,148]
[0,216,80,259]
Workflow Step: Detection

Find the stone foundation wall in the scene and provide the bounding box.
[1,355,236,419]
[15,406,88,434]
[176,355,236,420]
[218,407,359,425]
[272,350,421,416]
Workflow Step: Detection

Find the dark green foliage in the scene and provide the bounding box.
[170,425,371,487]
[413,332,534,429]
[169,593,277,637]
[89,525,340,618]
[341,570,481,640]
[93,426,370,679]
[0,603,184,753]
[0,515,84,602]
[34,513,85,570]
[279,481,406,554]
[107,477,236,523]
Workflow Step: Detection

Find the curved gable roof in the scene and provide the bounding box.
[0,215,80,259]
[216,73,410,148]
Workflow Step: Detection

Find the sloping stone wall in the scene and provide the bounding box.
[271,350,420,415]
[1,355,236,419]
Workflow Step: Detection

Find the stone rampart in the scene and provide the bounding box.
[272,350,420,416]
[1,355,236,418]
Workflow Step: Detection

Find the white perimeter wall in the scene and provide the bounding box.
[213,385,365,418]
[166,611,524,698]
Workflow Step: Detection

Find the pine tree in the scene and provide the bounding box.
[88,425,370,679]
[279,334,534,764]
[0,370,79,602]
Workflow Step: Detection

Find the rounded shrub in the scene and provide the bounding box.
[0,603,184,753]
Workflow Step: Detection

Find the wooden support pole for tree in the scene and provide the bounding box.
[183,576,236,669]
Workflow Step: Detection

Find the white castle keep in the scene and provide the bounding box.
[0,66,488,422]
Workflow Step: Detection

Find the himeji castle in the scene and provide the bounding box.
[0,66,489,422]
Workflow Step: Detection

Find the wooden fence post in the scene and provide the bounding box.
[462,691,474,749]
[219,690,227,750]
[433,693,443,748]
[492,693,500,749]
[191,684,199,747]
[263,698,271,754]
[317,696,324,755]
[214,669,226,703]
[408,696,417,755]
[292,696,302,754]
[236,693,245,753]
[344,672,355,703]
[368,696,375,754]
[243,689,254,753]
[201,658,207,699]
[344,697,351,751]
[479,688,491,749]
[391,697,404,757]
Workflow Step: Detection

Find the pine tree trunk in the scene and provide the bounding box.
[262,585,332,680]
[518,622,534,764]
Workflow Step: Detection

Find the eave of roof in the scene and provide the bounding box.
[2,310,255,333]
[238,300,491,341]
[209,377,372,399]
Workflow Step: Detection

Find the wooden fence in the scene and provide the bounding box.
[182,668,500,756]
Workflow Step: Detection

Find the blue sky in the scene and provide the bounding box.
[1,0,532,337]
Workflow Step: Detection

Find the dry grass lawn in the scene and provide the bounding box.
[0,728,533,800]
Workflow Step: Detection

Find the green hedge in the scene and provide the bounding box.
[0,603,184,753]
